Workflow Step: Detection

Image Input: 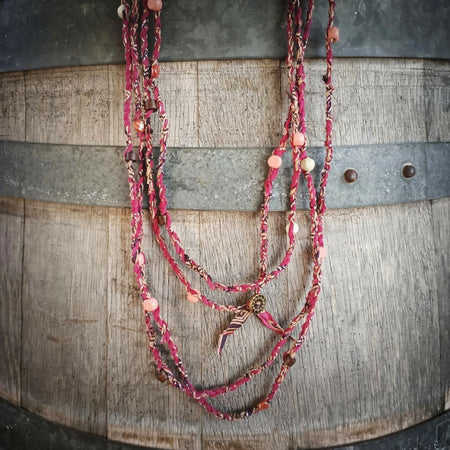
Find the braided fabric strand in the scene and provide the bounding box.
[120,0,338,420]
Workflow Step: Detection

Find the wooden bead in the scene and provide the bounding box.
[300,157,315,173]
[283,353,296,367]
[156,371,167,383]
[328,27,339,42]
[268,154,282,169]
[292,132,305,147]
[117,4,126,19]
[143,297,159,312]
[157,214,167,225]
[144,98,158,112]
[125,151,138,162]
[147,0,162,11]
[134,119,145,133]
[151,63,160,78]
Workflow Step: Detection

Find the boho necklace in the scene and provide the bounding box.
[120,0,338,420]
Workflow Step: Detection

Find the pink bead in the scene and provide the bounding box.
[292,132,305,147]
[147,0,162,11]
[268,155,282,169]
[143,297,158,312]
[186,289,201,303]
[136,253,145,265]
[318,246,327,259]
[328,27,339,43]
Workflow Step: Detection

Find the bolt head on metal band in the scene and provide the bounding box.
[248,294,266,314]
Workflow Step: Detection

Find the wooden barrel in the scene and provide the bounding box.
[0,1,449,448]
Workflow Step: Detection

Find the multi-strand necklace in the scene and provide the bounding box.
[119,0,338,420]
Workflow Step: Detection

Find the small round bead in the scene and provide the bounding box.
[136,253,145,266]
[292,132,306,147]
[283,353,296,367]
[143,297,159,312]
[318,246,328,259]
[125,151,138,163]
[147,0,162,11]
[286,221,299,235]
[157,214,167,225]
[134,119,145,133]
[268,154,282,169]
[328,27,339,42]
[300,157,315,173]
[257,401,270,411]
[117,4,126,19]
[186,289,201,303]
[151,64,160,78]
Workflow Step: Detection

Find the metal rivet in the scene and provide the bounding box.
[402,164,416,179]
[343,169,358,183]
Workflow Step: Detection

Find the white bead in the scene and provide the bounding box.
[117,4,126,19]
[286,221,299,235]
[300,157,315,173]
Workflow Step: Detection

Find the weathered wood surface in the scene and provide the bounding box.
[20,201,109,435]
[0,59,449,147]
[0,56,448,448]
[0,197,23,404]
[432,198,450,411]
[0,196,447,448]
[0,71,25,142]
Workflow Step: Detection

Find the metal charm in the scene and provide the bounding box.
[248,294,266,314]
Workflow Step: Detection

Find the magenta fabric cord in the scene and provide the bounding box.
[121,0,338,420]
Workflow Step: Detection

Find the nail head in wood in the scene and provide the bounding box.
[343,168,358,183]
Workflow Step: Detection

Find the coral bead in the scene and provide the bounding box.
[328,27,339,42]
[117,4,126,19]
[286,221,299,235]
[268,155,282,169]
[148,0,162,11]
[257,401,270,411]
[300,157,315,173]
[186,289,201,304]
[318,246,328,259]
[134,119,145,133]
[143,297,159,312]
[151,64,160,78]
[292,132,305,147]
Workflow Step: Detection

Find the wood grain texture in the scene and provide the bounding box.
[107,208,203,449]
[198,59,282,148]
[109,62,199,148]
[289,202,441,447]
[21,201,108,435]
[0,197,24,404]
[0,72,25,141]
[431,198,450,410]
[25,66,110,145]
[0,58,446,147]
